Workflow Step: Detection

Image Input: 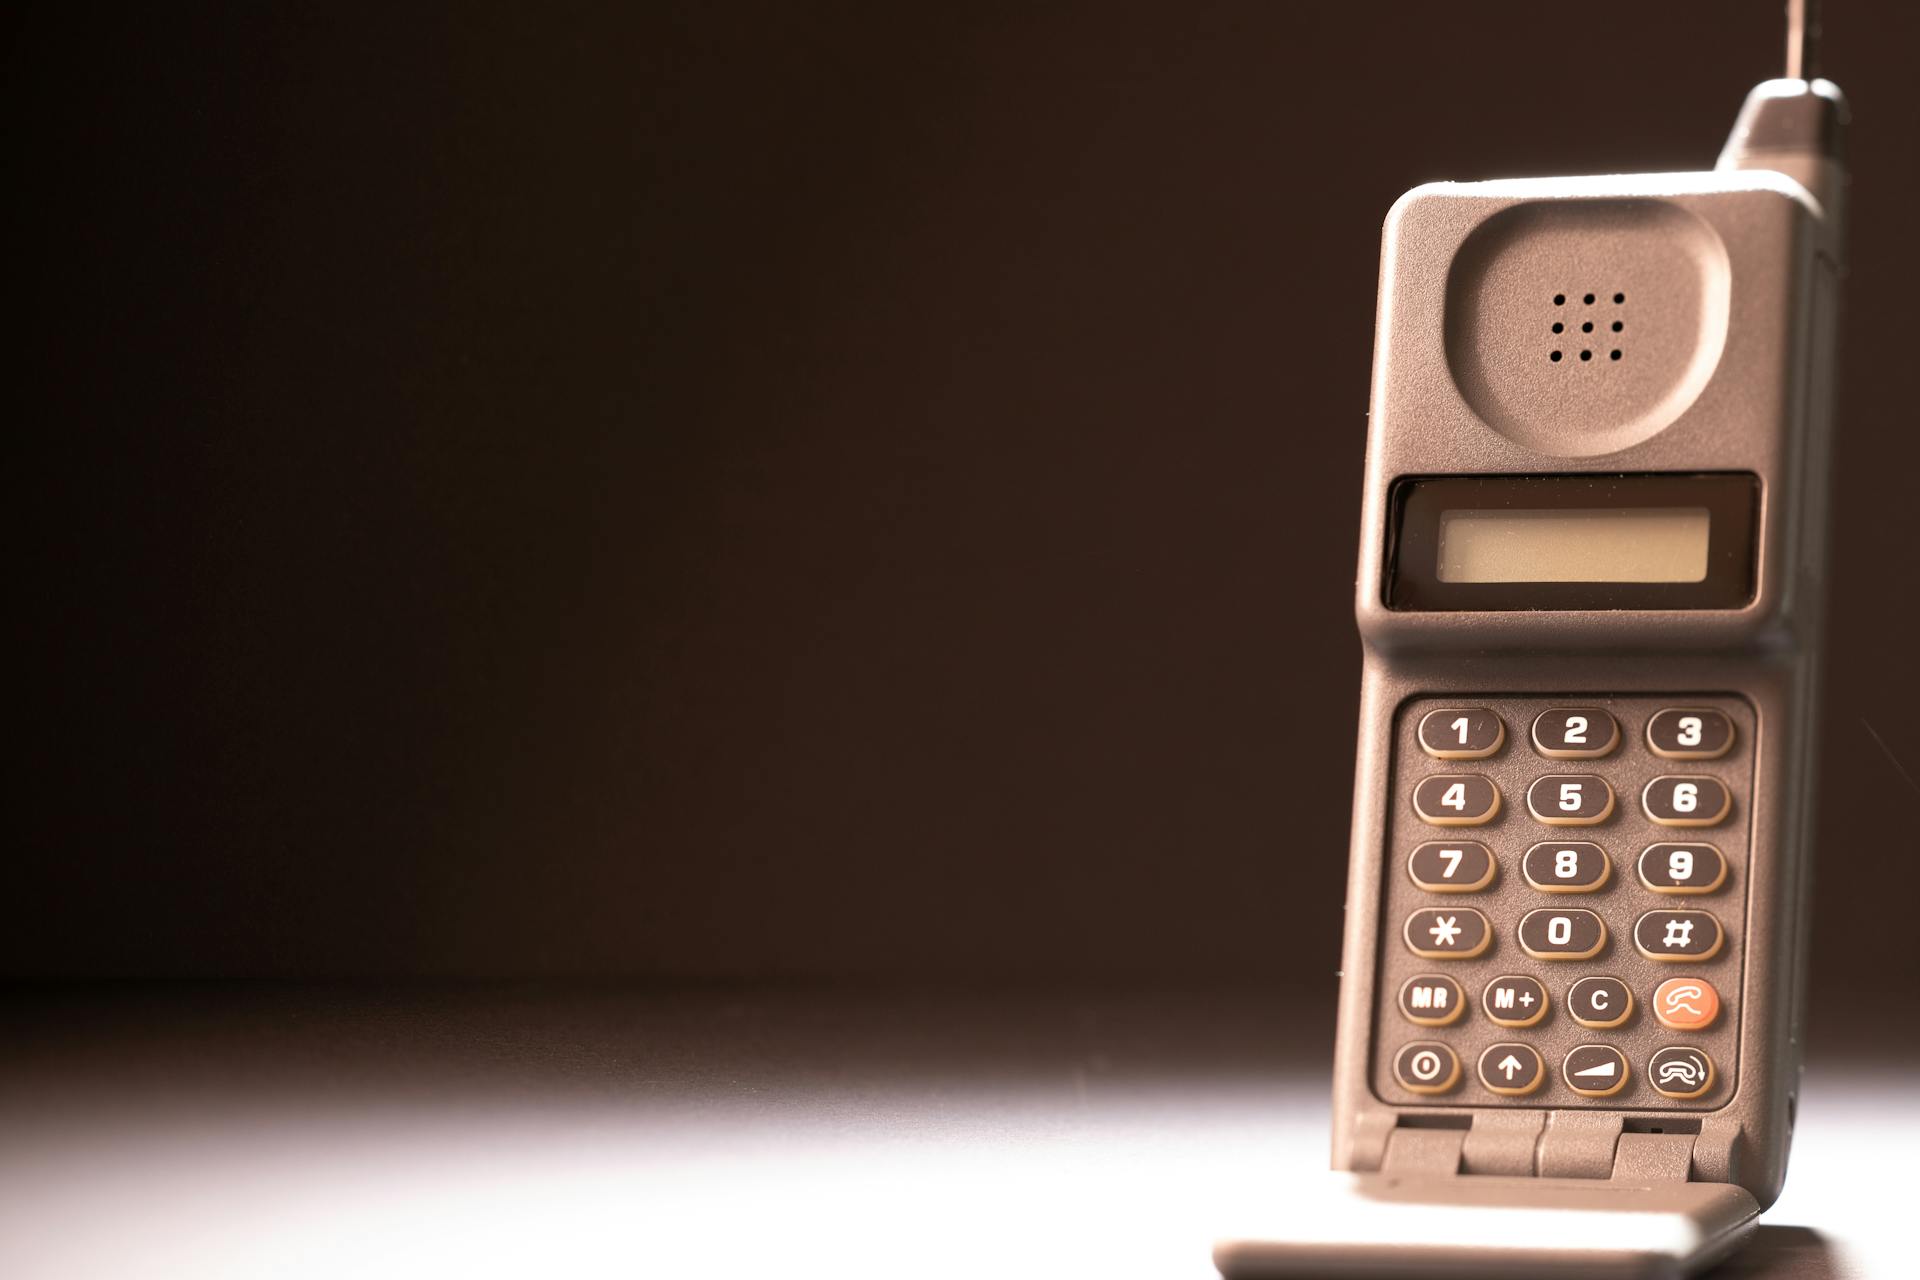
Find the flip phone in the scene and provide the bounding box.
[1217,9,1847,1277]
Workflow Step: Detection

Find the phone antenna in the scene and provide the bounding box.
[1786,0,1821,81]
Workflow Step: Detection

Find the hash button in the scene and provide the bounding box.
[1634,910,1724,962]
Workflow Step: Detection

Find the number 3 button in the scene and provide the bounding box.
[1413,775,1501,826]
[1526,775,1615,825]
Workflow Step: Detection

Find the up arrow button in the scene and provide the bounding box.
[1477,1042,1544,1096]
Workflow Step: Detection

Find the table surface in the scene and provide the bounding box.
[0,984,1909,1279]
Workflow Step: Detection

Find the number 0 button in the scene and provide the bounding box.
[1407,841,1496,892]
[1526,775,1615,825]
[1405,907,1492,959]
[1643,776,1731,827]
[1647,708,1735,760]
[1531,708,1620,759]
[1413,775,1501,826]
[1517,908,1606,960]
[1393,1042,1461,1095]
[1418,708,1505,759]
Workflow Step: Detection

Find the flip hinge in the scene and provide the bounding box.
[1378,1112,1710,1182]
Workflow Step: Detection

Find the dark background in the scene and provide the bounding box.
[9,2,1918,989]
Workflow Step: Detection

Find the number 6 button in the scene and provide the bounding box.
[1644,776,1731,827]
[1526,774,1614,825]
[1413,775,1501,826]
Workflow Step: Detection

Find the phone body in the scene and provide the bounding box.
[1217,76,1846,1279]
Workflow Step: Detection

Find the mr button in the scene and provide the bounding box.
[1398,974,1466,1026]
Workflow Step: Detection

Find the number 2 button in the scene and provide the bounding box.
[1413,775,1501,826]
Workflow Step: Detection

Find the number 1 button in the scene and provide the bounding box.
[1418,708,1505,759]
[1413,775,1501,826]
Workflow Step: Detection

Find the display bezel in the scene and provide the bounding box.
[1386,473,1760,611]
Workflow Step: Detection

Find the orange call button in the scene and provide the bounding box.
[1653,977,1721,1031]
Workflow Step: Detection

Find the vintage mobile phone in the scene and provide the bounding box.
[1217,9,1847,1279]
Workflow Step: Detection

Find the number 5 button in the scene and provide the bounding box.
[1526,775,1615,825]
[1413,775,1501,826]
[1643,776,1731,827]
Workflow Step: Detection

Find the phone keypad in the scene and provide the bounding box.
[1376,695,1751,1110]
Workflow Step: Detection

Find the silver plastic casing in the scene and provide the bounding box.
[1330,130,1845,1214]
[1216,80,1846,1280]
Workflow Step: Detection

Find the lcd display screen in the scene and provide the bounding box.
[1436,508,1711,584]
[1386,474,1759,611]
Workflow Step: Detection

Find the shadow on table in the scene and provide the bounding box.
[1710,1226,1846,1279]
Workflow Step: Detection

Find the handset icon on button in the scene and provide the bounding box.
[1653,976,1721,1031]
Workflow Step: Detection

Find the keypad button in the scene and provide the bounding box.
[1643,776,1731,827]
[1404,907,1492,959]
[1398,974,1467,1026]
[1530,708,1621,759]
[1653,977,1722,1031]
[1562,1044,1630,1097]
[1567,976,1634,1029]
[1646,708,1736,761]
[1525,774,1615,826]
[1516,908,1607,960]
[1521,841,1611,892]
[1648,1046,1716,1099]
[1412,775,1501,826]
[1638,843,1728,894]
[1634,909,1724,962]
[1418,708,1506,760]
[1478,1042,1546,1096]
[1407,840,1496,892]
[1482,975,1549,1028]
[1392,1041,1462,1095]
